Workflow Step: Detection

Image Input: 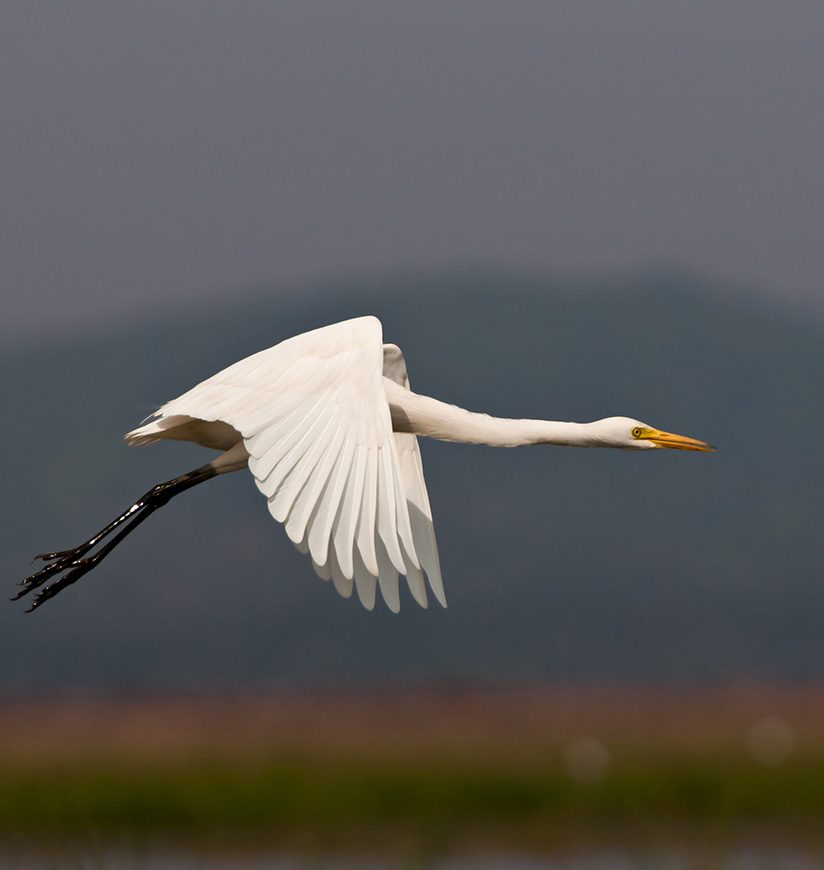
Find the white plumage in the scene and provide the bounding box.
[126,316,444,612]
[16,315,713,614]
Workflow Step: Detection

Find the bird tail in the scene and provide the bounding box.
[124,414,189,446]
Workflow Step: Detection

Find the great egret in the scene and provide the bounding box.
[14,316,713,613]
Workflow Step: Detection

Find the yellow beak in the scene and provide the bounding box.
[640,427,716,452]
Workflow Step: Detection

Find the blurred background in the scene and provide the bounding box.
[2,1,823,865]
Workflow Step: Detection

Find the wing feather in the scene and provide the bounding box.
[285,420,346,546]
[125,317,444,611]
[353,548,377,610]
[308,434,355,567]
[377,445,406,574]
[375,537,401,614]
[312,557,331,580]
[248,387,334,485]
[400,436,446,607]
[329,546,354,599]
[272,409,338,526]
[356,447,379,576]
[402,558,429,609]
[382,344,446,608]
[334,443,367,580]
[256,399,333,506]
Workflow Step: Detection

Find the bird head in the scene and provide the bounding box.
[595,417,716,451]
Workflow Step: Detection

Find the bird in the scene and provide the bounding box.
[13,315,714,613]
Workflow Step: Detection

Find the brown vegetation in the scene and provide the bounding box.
[3,684,824,764]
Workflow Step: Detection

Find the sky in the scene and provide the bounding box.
[1,1,822,340]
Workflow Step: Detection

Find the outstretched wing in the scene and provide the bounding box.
[382,344,445,610]
[126,316,444,612]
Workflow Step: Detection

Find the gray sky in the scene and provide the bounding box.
[2,1,822,340]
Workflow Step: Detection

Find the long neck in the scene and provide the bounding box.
[385,380,600,448]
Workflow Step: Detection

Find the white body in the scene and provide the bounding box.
[126,317,445,613]
[126,316,710,612]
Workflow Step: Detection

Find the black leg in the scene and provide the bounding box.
[13,464,218,612]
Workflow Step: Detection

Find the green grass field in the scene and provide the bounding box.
[4,755,824,848]
[3,688,824,855]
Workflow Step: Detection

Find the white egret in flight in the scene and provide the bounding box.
[14,316,713,613]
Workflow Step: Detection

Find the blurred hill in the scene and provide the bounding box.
[2,272,823,692]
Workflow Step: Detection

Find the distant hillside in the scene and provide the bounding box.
[2,272,823,692]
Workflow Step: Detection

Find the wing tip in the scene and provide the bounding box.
[430,582,448,609]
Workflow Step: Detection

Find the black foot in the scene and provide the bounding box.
[32,547,89,563]
[23,554,104,612]
[14,462,218,612]
[12,550,85,601]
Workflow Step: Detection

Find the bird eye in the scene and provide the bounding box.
[631,427,644,438]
